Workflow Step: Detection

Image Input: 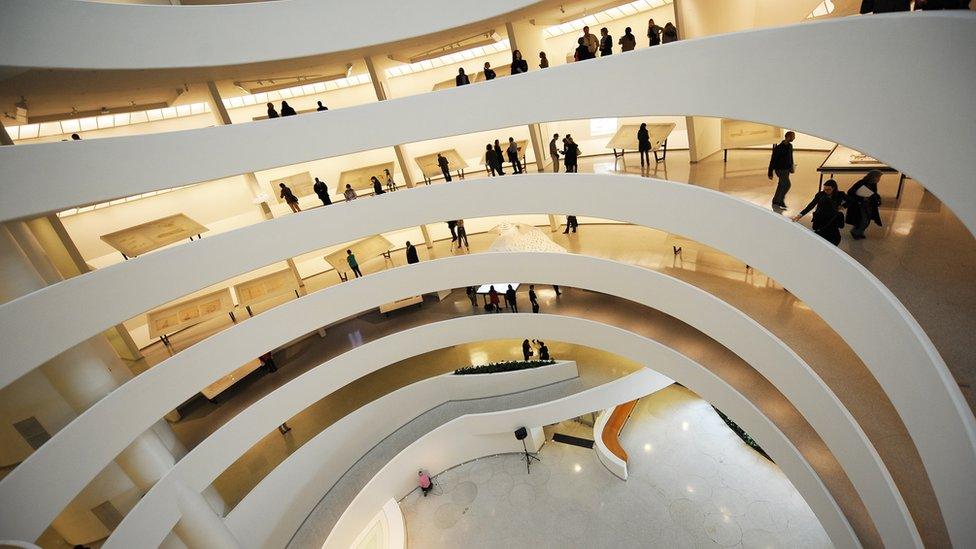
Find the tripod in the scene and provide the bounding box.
[520,438,541,474]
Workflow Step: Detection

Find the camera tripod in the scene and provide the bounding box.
[520,438,541,474]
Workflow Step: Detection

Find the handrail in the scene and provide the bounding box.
[602,399,638,462]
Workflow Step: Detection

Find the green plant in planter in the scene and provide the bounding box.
[454,359,556,375]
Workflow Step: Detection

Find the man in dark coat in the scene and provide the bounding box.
[405,241,420,264]
[437,153,452,182]
[768,131,796,209]
[312,177,331,206]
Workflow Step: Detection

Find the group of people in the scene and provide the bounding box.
[769,131,883,244]
[547,133,581,173]
[266,99,328,118]
[522,338,551,361]
[457,18,679,88]
[277,168,399,213]
[481,283,547,314]
[484,137,525,176]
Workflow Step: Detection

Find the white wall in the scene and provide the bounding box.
[593,406,628,480]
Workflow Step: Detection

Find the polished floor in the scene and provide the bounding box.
[400,385,831,549]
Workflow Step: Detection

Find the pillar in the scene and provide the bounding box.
[172,482,240,549]
[205,82,307,294]
[506,20,560,231]
[0,224,224,540]
[363,57,434,249]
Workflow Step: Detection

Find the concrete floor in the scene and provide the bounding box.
[400,385,831,549]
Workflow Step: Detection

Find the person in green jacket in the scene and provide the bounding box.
[346,249,363,278]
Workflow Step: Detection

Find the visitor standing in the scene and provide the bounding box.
[483,62,496,80]
[507,137,523,174]
[488,286,501,312]
[313,177,332,206]
[486,145,501,176]
[582,26,599,59]
[539,51,550,69]
[647,18,663,46]
[846,170,883,239]
[619,27,636,52]
[662,22,678,44]
[405,241,419,264]
[343,184,358,202]
[505,285,518,313]
[316,100,329,111]
[792,179,845,246]
[447,219,458,244]
[456,219,469,249]
[767,131,796,210]
[599,28,613,56]
[549,133,561,173]
[523,339,533,361]
[279,182,301,213]
[371,176,385,195]
[280,101,297,116]
[493,140,506,175]
[529,285,540,313]
[437,153,452,182]
[346,250,363,278]
[574,37,589,62]
[384,168,398,192]
[563,215,578,234]
[266,102,279,118]
[455,68,471,86]
[637,123,652,167]
[511,50,529,74]
[563,137,580,173]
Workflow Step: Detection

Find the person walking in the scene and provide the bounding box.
[792,179,846,245]
[405,241,419,264]
[505,284,518,313]
[522,339,533,361]
[507,137,523,174]
[483,62,496,80]
[619,27,636,52]
[662,22,679,44]
[343,184,358,202]
[488,286,501,312]
[768,131,796,209]
[549,133,561,172]
[637,123,652,167]
[418,471,433,497]
[456,219,469,249]
[845,170,883,239]
[279,182,301,213]
[437,153,452,182]
[599,27,613,56]
[563,215,579,234]
[511,50,529,74]
[384,168,398,192]
[316,100,329,111]
[280,101,297,116]
[582,26,599,59]
[346,249,363,278]
[312,177,332,206]
[529,284,540,313]
[466,286,478,307]
[371,176,385,195]
[447,219,458,245]
[493,140,506,175]
[266,102,279,118]
[455,68,471,86]
[647,18,663,46]
[539,51,550,69]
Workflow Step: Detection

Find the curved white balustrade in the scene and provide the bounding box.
[593,407,629,480]
[0,0,539,70]
[103,315,855,549]
[0,250,916,546]
[1,13,974,234]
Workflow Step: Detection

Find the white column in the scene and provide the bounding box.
[364,56,435,248]
[205,82,307,293]
[172,482,241,549]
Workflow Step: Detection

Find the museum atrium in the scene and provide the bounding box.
[0,0,974,548]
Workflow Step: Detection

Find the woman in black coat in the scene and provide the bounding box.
[637,123,651,167]
[493,140,506,175]
[511,50,529,74]
[845,170,883,239]
[371,176,385,195]
[792,179,845,245]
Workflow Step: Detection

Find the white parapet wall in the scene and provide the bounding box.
[593,406,629,481]
[226,360,580,548]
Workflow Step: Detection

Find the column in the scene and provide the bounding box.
[205,82,307,294]
[506,20,560,231]
[172,482,240,549]
[363,56,434,249]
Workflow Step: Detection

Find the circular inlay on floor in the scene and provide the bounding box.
[523,461,551,486]
[433,502,464,529]
[704,513,743,547]
[486,471,515,497]
[711,486,748,516]
[508,483,537,508]
[669,497,705,530]
[746,501,789,532]
[451,481,477,506]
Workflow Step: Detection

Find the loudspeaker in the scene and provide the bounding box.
[514,426,528,440]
